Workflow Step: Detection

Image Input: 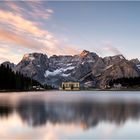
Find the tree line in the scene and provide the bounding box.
[109,77,140,88]
[0,64,43,91]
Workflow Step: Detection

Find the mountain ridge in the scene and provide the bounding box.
[2,50,140,89]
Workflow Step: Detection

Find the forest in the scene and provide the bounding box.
[109,77,140,88]
[0,64,44,91]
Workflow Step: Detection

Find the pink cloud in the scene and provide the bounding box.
[0,45,22,64]
[0,10,49,36]
[46,9,54,14]
[0,2,80,63]
[103,42,122,55]
[6,1,23,13]
[0,28,42,50]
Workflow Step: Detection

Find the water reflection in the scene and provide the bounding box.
[0,97,140,129]
[0,106,13,118]
[0,92,140,139]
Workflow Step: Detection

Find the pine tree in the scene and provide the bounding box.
[0,64,44,91]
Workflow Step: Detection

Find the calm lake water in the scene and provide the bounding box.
[0,91,140,139]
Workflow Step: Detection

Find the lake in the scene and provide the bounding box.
[0,91,140,139]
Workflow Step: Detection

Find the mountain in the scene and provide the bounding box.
[14,50,99,88]
[2,50,140,89]
[91,55,140,88]
[15,53,49,84]
[130,58,140,70]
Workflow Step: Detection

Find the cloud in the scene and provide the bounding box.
[2,1,53,20]
[47,9,54,14]
[0,57,9,64]
[0,10,48,36]
[0,45,22,64]
[0,2,80,63]
[102,42,122,55]
[5,1,23,13]
[0,28,42,50]
[58,45,80,55]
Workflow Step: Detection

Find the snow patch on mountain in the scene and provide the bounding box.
[44,69,62,77]
[137,64,140,70]
[62,73,70,77]
[44,66,75,77]
[67,63,73,66]
[63,66,75,72]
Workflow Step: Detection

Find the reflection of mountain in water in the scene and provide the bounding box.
[0,100,140,129]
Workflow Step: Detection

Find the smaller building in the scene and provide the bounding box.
[59,82,80,90]
[113,83,122,89]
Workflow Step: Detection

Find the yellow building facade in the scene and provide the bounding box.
[59,82,80,90]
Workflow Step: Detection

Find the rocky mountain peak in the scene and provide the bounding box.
[130,58,140,70]
[103,54,126,66]
[79,50,99,61]
[15,53,49,84]
[104,54,125,60]
[112,54,125,60]
[130,58,140,65]
[22,54,34,61]
[22,53,48,61]
[80,50,90,57]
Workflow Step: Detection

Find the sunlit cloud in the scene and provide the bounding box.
[0,1,79,63]
[47,9,54,14]
[0,10,49,36]
[0,57,9,63]
[0,28,42,50]
[0,44,22,64]
[103,42,122,55]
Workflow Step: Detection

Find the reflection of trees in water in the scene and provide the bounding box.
[17,101,47,126]
[0,106,13,118]
[0,100,140,129]
[17,100,140,128]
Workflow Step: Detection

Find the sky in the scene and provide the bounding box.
[0,1,140,64]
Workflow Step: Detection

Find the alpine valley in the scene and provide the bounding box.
[2,50,140,89]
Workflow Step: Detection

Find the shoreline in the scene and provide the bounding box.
[1,88,140,92]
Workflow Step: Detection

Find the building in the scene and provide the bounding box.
[113,83,122,89]
[59,82,80,90]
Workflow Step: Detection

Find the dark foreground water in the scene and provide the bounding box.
[0,91,140,139]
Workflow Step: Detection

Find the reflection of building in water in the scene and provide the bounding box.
[59,82,80,90]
